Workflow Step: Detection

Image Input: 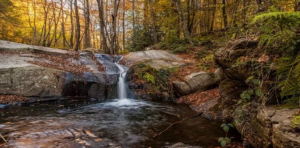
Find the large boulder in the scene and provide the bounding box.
[0,40,119,100]
[173,69,223,96]
[215,39,300,147]
[214,39,259,80]
[123,50,186,71]
[123,50,183,65]
[123,50,187,101]
[233,104,300,148]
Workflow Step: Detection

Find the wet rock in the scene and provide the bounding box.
[173,69,223,96]
[84,130,97,138]
[165,142,202,148]
[95,54,119,74]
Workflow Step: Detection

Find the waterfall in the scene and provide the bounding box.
[116,63,127,99]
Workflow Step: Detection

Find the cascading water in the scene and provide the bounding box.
[116,63,127,99]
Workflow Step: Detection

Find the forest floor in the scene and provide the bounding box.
[172,47,217,80]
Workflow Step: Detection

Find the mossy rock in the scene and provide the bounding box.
[219,79,248,109]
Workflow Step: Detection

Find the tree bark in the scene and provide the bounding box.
[122,0,126,50]
[132,0,135,31]
[173,0,191,41]
[96,0,109,53]
[210,0,217,32]
[61,0,69,49]
[70,0,74,49]
[42,0,50,46]
[111,0,121,54]
[73,0,80,51]
[222,0,228,28]
[295,0,300,11]
[149,0,158,44]
[84,0,91,49]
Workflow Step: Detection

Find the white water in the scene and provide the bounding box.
[116,63,127,99]
[113,62,145,107]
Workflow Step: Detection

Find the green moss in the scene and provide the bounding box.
[132,63,174,99]
[292,115,300,128]
[277,103,299,110]
[277,98,300,109]
[197,54,215,70]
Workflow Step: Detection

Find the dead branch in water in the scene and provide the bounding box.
[153,112,203,138]
[0,133,7,143]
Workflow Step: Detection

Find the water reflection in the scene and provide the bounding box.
[0,99,240,148]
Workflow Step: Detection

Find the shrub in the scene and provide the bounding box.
[127,25,154,52]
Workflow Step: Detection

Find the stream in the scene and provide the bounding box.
[0,60,240,148]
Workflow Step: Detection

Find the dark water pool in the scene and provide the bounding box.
[0,99,240,148]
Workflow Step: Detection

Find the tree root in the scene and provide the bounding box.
[153,112,203,138]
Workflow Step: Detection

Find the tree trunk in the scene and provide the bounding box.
[173,0,191,41]
[210,0,217,32]
[111,0,121,54]
[123,0,126,50]
[61,0,69,49]
[73,0,80,51]
[84,0,91,49]
[42,0,50,47]
[70,0,74,49]
[149,0,158,44]
[222,0,228,28]
[132,0,135,31]
[296,0,300,11]
[96,0,109,53]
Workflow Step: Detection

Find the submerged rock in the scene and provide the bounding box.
[165,142,202,148]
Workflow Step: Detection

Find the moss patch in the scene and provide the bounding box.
[292,115,300,128]
[277,103,299,110]
[131,63,175,100]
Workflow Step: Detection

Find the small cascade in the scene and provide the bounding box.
[115,63,127,99]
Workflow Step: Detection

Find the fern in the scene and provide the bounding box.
[252,11,300,51]
[253,12,300,23]
[253,10,300,107]
[143,73,155,84]
[277,55,300,107]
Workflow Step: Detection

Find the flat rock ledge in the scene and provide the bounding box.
[0,40,119,100]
